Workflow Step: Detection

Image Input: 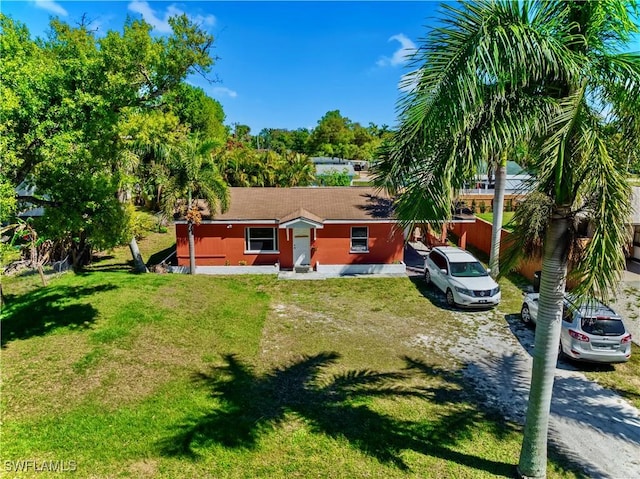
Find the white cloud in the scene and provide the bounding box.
[128,1,215,34]
[398,70,421,93]
[211,87,238,99]
[34,0,68,16]
[377,33,416,67]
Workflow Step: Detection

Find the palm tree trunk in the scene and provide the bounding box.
[188,221,196,274]
[129,237,148,273]
[518,208,571,479]
[489,156,507,278]
[187,189,196,274]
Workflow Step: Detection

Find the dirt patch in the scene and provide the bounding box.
[438,304,640,478]
[127,458,158,478]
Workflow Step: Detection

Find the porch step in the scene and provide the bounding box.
[294,265,311,273]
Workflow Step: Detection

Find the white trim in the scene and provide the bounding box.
[174,219,279,225]
[350,226,369,253]
[323,219,399,224]
[279,218,324,229]
[170,264,280,275]
[245,226,279,253]
[316,262,406,276]
[174,219,400,225]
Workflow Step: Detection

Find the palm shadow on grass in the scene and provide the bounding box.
[1,284,117,347]
[159,353,515,476]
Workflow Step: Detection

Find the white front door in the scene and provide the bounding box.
[293,228,311,266]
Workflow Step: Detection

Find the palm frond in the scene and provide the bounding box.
[500,192,554,275]
[568,121,632,299]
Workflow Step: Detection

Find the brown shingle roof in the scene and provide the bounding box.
[194,187,396,222]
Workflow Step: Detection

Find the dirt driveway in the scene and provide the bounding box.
[415,281,640,478]
[457,309,640,478]
[609,259,640,346]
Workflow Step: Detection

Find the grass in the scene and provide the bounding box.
[476,211,516,231]
[2,231,632,478]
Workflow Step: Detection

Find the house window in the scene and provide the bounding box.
[350,226,369,252]
[245,227,278,253]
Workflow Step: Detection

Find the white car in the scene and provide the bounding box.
[521,292,632,364]
[424,246,501,308]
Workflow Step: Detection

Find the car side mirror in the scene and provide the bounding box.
[486,268,491,274]
[440,269,447,275]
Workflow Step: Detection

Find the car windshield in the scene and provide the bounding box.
[449,261,488,277]
[580,318,625,336]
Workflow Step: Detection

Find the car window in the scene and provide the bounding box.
[429,251,447,270]
[580,318,625,336]
[562,306,573,323]
[449,261,488,277]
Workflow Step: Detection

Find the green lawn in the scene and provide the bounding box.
[0,232,619,478]
[475,211,516,231]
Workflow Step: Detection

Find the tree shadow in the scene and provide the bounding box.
[147,243,176,266]
[1,284,117,347]
[159,353,515,476]
[457,346,637,477]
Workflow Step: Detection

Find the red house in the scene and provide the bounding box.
[174,187,406,276]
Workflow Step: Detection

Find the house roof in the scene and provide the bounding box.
[191,187,396,223]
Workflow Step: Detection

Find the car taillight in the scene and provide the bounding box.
[621,334,632,344]
[568,329,590,342]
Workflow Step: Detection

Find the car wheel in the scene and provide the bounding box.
[446,289,456,307]
[521,304,532,325]
[424,270,431,285]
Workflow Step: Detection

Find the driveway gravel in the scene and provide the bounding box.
[405,245,640,478]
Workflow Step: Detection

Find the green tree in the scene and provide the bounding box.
[316,169,352,187]
[166,83,227,142]
[375,2,639,478]
[278,152,315,187]
[232,123,252,144]
[162,135,229,274]
[290,128,311,154]
[1,13,217,269]
[309,110,354,158]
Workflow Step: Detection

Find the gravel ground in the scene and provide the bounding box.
[608,261,640,346]
[405,247,640,478]
[454,309,640,479]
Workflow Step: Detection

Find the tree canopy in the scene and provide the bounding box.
[374,1,640,477]
[0,13,221,267]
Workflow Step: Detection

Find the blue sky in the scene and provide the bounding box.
[2,1,446,134]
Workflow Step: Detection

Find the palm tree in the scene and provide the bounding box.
[279,151,316,186]
[163,134,229,274]
[375,2,639,477]
[488,152,508,277]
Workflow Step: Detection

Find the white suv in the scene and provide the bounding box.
[424,246,501,308]
[521,292,632,363]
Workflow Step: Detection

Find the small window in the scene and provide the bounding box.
[351,226,369,252]
[245,227,278,253]
[429,251,447,271]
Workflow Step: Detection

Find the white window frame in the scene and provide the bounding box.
[245,227,279,253]
[350,226,369,253]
